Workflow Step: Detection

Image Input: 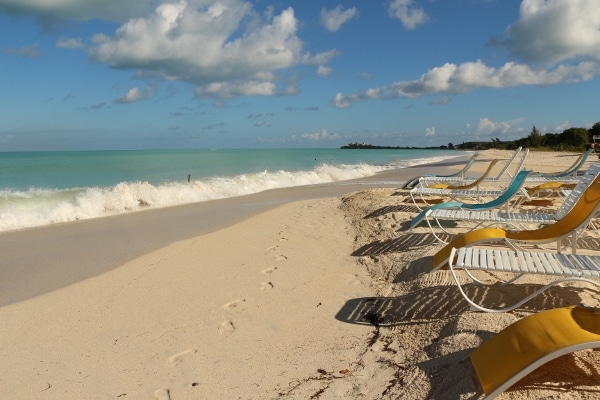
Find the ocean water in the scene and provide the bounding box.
[0,148,464,232]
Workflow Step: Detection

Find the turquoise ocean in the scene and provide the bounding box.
[0,148,464,232]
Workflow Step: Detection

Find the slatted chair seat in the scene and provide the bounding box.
[446,247,600,313]
[453,247,600,278]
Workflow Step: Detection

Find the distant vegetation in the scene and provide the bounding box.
[342,121,600,152]
[455,121,600,152]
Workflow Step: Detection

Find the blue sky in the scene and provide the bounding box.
[1,0,599,150]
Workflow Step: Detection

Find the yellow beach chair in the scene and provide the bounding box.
[470,306,600,399]
[432,170,600,272]
[410,159,503,209]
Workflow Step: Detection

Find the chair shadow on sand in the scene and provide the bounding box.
[351,232,451,256]
[351,225,600,257]
[335,284,589,328]
[363,204,421,219]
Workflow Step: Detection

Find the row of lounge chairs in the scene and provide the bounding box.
[399,150,600,399]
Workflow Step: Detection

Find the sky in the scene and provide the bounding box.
[1,0,600,151]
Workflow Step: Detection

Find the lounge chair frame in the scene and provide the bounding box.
[470,306,600,399]
[447,247,600,313]
[432,166,600,270]
[419,147,524,185]
[417,164,600,243]
[402,153,479,189]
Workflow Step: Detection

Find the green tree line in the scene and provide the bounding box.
[459,121,600,152]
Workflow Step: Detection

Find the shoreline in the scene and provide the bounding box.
[0,156,471,306]
[3,149,596,399]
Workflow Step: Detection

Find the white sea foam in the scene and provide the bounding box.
[0,162,396,232]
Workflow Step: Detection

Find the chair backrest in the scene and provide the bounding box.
[555,163,600,220]
[490,146,522,180]
[444,159,499,189]
[455,153,479,178]
[534,149,593,179]
[509,169,600,242]
[467,170,533,210]
[557,148,592,177]
[501,148,528,180]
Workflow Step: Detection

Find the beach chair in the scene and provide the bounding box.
[410,159,505,209]
[409,170,534,242]
[470,306,600,399]
[402,153,479,189]
[445,247,600,312]
[432,170,600,270]
[531,148,593,179]
[419,147,524,186]
[412,164,600,243]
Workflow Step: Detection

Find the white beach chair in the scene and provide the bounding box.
[446,247,600,313]
[418,147,525,186]
[414,163,600,242]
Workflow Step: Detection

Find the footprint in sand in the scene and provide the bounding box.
[266,245,278,252]
[261,281,274,290]
[261,266,278,274]
[219,320,236,335]
[166,349,197,366]
[275,255,288,261]
[222,299,245,310]
[154,388,171,400]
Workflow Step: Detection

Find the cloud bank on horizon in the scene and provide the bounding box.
[1,0,599,150]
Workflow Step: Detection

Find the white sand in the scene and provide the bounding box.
[2,149,599,399]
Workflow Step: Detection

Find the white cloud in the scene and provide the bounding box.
[388,0,428,30]
[114,87,147,104]
[425,126,435,137]
[333,0,600,108]
[88,1,337,98]
[301,129,341,142]
[554,121,572,132]
[332,59,600,107]
[315,65,332,78]
[320,5,357,32]
[476,117,525,136]
[195,81,277,98]
[503,0,600,64]
[0,0,153,22]
[302,49,342,66]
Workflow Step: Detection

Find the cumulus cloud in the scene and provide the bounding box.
[315,65,332,78]
[320,5,357,32]
[0,0,153,23]
[88,1,337,98]
[502,0,600,64]
[425,126,435,137]
[332,59,600,108]
[114,86,149,104]
[388,0,428,30]
[333,0,600,108]
[554,120,572,132]
[476,117,525,136]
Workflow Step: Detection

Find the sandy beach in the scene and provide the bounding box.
[2,149,600,399]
